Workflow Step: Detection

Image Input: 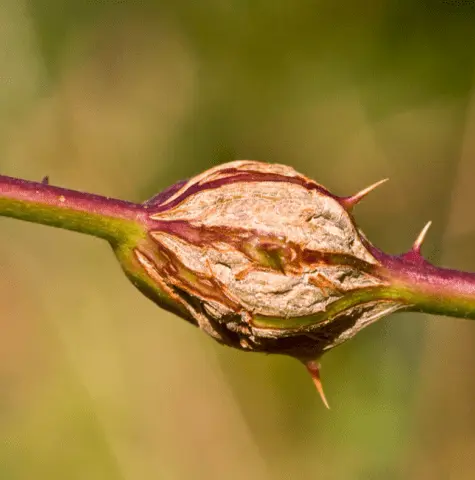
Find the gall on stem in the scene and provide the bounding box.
[1,161,475,408]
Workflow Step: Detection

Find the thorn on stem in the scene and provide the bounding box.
[339,178,389,211]
[412,221,432,254]
[41,175,49,185]
[304,360,330,409]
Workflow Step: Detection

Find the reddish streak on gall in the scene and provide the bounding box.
[149,219,377,276]
[151,169,332,213]
[147,237,242,311]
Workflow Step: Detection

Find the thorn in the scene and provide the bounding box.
[304,360,330,409]
[41,175,49,185]
[413,221,432,254]
[339,178,389,211]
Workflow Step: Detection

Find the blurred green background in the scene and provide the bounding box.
[2,0,475,478]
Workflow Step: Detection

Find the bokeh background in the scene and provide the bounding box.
[2,1,475,479]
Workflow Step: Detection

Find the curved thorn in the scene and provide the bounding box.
[413,221,432,253]
[304,360,330,409]
[339,178,389,211]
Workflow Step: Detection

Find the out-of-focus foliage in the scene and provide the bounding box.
[2,0,475,478]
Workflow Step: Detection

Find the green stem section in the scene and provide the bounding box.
[383,260,475,320]
[0,175,146,246]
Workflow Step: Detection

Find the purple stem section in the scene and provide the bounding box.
[373,248,475,320]
[0,174,146,245]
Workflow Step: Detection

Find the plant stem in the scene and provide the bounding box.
[3,173,475,325]
[0,175,146,246]
[377,253,475,320]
